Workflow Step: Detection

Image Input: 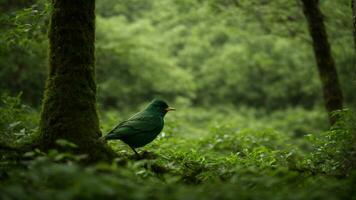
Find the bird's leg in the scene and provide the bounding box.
[129,146,140,157]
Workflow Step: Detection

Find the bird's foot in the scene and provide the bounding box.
[128,150,157,160]
[139,150,158,160]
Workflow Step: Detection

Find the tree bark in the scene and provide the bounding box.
[39,0,114,160]
[352,0,356,54]
[301,0,343,125]
[351,0,356,168]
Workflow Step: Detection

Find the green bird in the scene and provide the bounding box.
[101,99,175,156]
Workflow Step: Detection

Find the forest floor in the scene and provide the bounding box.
[0,102,355,200]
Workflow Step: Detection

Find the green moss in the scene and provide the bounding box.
[39,0,114,160]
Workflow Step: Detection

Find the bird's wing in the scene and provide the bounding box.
[105,114,162,140]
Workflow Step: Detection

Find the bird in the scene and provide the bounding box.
[100,99,175,156]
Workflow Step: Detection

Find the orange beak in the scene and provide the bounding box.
[165,107,176,111]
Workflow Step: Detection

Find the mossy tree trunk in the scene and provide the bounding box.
[301,0,343,125]
[40,0,113,160]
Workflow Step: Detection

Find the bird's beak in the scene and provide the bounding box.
[165,107,176,111]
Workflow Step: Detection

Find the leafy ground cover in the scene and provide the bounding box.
[1,96,355,200]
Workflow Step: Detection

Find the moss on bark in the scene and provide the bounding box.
[39,0,114,160]
[301,0,343,125]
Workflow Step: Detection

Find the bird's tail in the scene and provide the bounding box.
[99,133,119,143]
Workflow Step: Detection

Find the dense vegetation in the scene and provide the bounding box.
[1,0,356,199]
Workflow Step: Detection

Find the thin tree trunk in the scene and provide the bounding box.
[301,0,343,125]
[352,0,356,53]
[351,0,356,168]
[39,0,113,160]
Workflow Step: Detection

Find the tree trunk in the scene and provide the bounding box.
[39,0,113,160]
[351,0,356,168]
[352,0,356,54]
[301,0,343,125]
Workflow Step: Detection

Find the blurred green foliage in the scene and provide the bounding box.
[0,0,49,105]
[1,0,355,110]
[0,93,38,147]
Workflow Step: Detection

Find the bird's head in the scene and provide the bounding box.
[146,99,175,116]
